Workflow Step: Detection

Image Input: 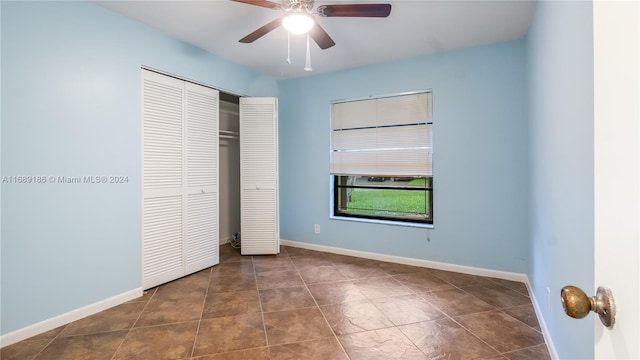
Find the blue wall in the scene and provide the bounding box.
[0,1,276,335]
[278,40,530,273]
[526,1,595,359]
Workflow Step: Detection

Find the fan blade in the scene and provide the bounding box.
[309,23,336,50]
[239,18,283,43]
[230,0,280,9]
[317,4,391,17]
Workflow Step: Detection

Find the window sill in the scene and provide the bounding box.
[330,215,434,229]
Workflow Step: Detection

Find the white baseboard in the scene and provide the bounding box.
[280,239,525,282]
[525,278,560,360]
[0,287,142,348]
[281,239,558,359]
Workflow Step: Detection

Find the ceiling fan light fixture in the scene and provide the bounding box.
[282,13,315,34]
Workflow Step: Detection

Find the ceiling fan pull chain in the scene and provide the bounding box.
[304,33,312,71]
[286,31,292,64]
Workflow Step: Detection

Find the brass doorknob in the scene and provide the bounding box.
[561,285,616,328]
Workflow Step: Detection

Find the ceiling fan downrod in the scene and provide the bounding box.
[304,33,312,71]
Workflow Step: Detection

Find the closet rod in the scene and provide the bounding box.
[220,134,239,140]
[220,130,239,135]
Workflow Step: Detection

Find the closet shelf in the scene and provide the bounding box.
[219,130,239,139]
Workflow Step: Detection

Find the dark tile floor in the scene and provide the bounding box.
[1,244,551,360]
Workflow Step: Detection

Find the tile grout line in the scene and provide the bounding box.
[304,253,422,354]
[450,283,547,350]
[388,272,508,357]
[419,299,504,356]
[286,248,353,360]
[192,254,263,357]
[188,266,213,359]
[423,278,507,356]
[435,282,542,357]
[109,286,158,360]
[253,253,273,353]
[376,270,439,358]
[328,254,459,358]
[500,343,549,357]
[27,325,68,360]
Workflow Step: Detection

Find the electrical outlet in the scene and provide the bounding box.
[314,224,320,234]
[547,287,551,309]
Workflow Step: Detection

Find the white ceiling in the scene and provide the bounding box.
[95,0,536,79]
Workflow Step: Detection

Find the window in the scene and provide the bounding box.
[330,91,433,225]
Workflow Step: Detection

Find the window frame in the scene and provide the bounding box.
[332,175,433,225]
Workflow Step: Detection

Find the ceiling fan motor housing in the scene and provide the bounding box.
[282,0,315,12]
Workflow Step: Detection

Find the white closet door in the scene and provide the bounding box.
[185,82,219,273]
[240,97,279,255]
[142,70,220,289]
[142,70,185,288]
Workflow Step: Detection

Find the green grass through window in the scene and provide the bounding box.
[345,189,430,219]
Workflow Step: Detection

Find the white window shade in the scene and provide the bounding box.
[330,92,432,176]
[332,98,377,130]
[377,92,431,126]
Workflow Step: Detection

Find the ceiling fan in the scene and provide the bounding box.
[231,0,392,50]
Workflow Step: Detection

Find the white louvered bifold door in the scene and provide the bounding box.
[142,70,219,289]
[142,70,185,288]
[240,97,279,255]
[185,82,219,273]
